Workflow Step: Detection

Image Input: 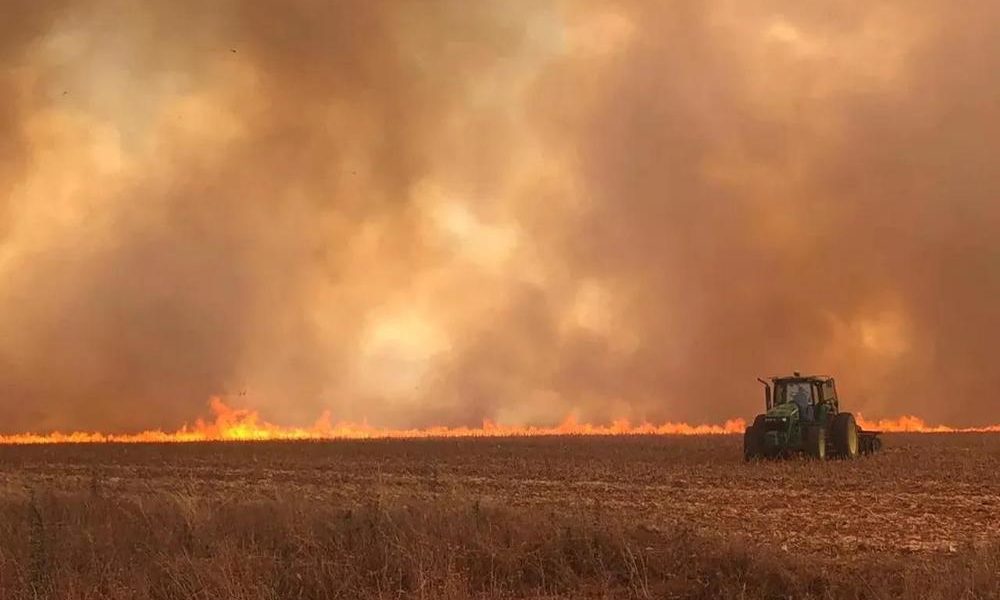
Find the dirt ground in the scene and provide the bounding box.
[0,433,996,560]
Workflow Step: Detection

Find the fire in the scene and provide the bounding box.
[0,397,747,444]
[855,414,1000,433]
[2,400,998,445]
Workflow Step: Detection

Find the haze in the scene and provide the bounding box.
[1,1,998,432]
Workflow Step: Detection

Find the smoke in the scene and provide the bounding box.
[0,0,997,432]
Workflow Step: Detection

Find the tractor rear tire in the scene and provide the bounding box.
[805,425,826,460]
[744,426,764,461]
[832,413,860,459]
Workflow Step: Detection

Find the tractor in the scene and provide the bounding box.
[744,373,882,460]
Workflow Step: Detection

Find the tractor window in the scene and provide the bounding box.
[776,382,814,406]
[822,380,837,403]
[775,381,815,421]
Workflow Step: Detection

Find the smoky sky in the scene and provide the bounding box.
[0,0,997,432]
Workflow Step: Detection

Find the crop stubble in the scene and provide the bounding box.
[0,433,995,559]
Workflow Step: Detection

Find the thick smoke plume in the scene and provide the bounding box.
[1,1,997,432]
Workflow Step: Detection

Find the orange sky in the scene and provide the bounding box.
[1,1,998,433]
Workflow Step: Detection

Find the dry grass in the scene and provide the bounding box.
[0,434,997,598]
[0,488,996,599]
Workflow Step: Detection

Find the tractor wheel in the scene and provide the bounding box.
[831,413,860,459]
[744,426,764,461]
[805,425,826,460]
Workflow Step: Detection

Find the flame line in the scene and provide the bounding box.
[855,414,1000,434]
[0,399,997,444]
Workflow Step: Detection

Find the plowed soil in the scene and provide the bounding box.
[1,433,996,560]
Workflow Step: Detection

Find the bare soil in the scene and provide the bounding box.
[0,433,997,598]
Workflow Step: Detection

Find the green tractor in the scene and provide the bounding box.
[744,373,882,460]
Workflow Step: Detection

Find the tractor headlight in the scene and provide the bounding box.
[764,416,788,431]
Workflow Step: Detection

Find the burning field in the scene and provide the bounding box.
[2,0,1000,597]
[2,398,999,444]
[1,433,998,599]
[2,398,998,598]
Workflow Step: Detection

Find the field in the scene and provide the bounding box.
[0,433,998,599]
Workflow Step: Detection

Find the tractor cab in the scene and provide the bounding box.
[759,372,839,425]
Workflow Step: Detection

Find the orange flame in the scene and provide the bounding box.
[855,414,1000,433]
[2,400,998,444]
[0,397,747,444]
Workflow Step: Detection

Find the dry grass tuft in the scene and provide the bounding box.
[0,489,995,599]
